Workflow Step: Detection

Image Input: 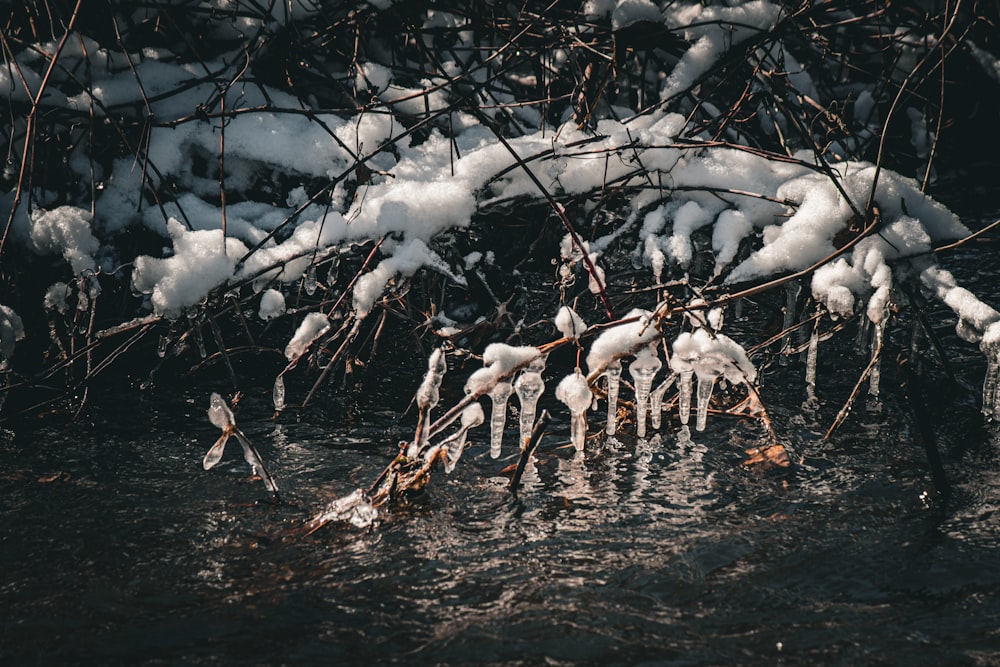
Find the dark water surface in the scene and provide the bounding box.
[5,216,1000,665]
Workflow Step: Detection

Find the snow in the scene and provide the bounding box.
[556,371,593,413]
[673,329,754,381]
[586,309,659,377]
[922,266,1000,346]
[611,0,662,31]
[284,312,331,361]
[8,40,968,339]
[661,1,783,101]
[555,306,587,339]
[464,343,542,397]
[259,289,286,321]
[556,370,593,451]
[0,305,25,363]
[29,207,99,275]
[4,1,997,431]
[417,348,447,409]
[132,219,246,318]
[44,283,71,314]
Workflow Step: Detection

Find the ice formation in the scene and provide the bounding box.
[438,402,485,473]
[586,309,660,379]
[514,355,547,447]
[805,316,820,394]
[203,393,279,495]
[650,374,676,431]
[464,343,541,397]
[629,345,662,438]
[309,488,378,530]
[284,312,331,361]
[462,343,542,457]
[271,373,286,412]
[555,370,593,452]
[409,348,447,457]
[488,382,513,458]
[671,329,757,431]
[604,360,623,436]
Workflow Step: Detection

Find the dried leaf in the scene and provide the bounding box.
[743,444,790,469]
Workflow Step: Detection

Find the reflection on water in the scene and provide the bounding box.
[3,377,999,666]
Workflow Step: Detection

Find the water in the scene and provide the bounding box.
[4,216,1000,665]
[3,362,1000,665]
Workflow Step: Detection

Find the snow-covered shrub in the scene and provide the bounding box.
[2,0,999,438]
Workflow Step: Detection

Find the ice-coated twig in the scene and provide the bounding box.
[409,348,447,458]
[203,392,279,498]
[824,328,885,441]
[488,381,512,458]
[442,343,543,441]
[510,410,551,494]
[305,488,377,534]
[272,374,286,412]
[780,280,802,364]
[604,359,622,436]
[435,402,485,473]
[672,328,757,430]
[868,317,886,399]
[555,370,593,452]
[584,308,660,383]
[629,345,662,438]
[984,345,1000,419]
[650,373,676,431]
[514,355,546,447]
[805,314,820,392]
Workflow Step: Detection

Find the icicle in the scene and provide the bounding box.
[304,264,318,295]
[488,381,512,458]
[857,316,872,355]
[805,316,820,391]
[677,371,693,425]
[629,346,661,438]
[869,317,885,399]
[514,355,546,446]
[207,392,235,432]
[605,360,622,435]
[671,336,698,426]
[273,374,286,412]
[694,370,719,432]
[983,346,1000,419]
[441,403,485,473]
[194,323,207,358]
[556,370,593,452]
[650,373,676,431]
[780,281,801,364]
[909,314,924,375]
[992,358,1000,422]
